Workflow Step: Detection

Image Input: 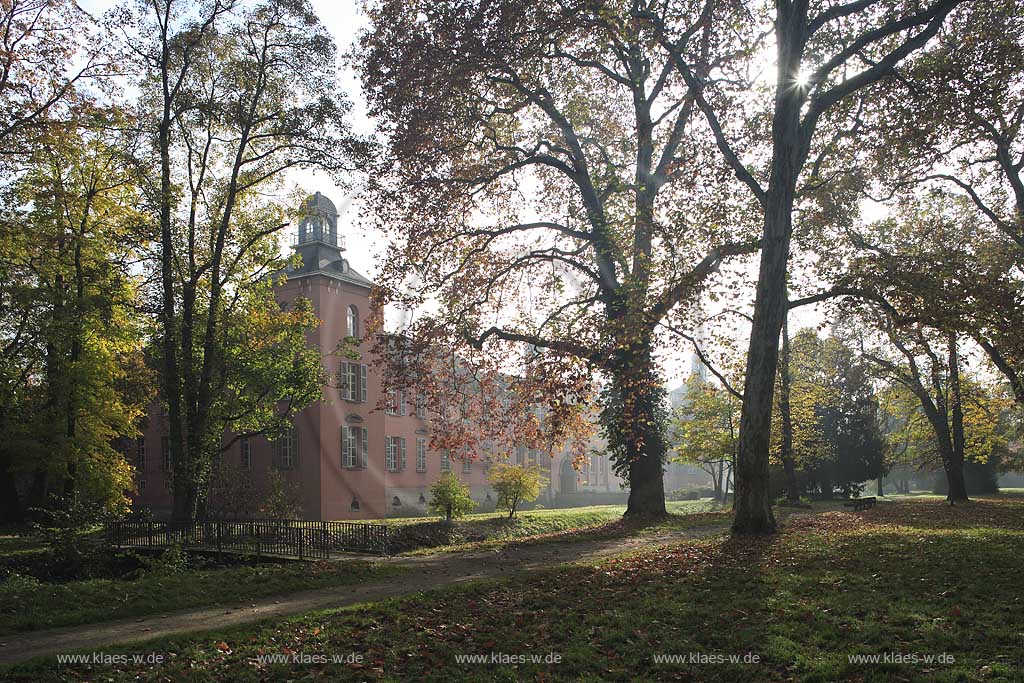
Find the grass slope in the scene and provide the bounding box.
[0,560,403,636]
[386,499,724,553]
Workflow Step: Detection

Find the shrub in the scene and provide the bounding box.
[429,473,476,521]
[489,464,544,518]
[144,544,189,575]
[259,470,303,519]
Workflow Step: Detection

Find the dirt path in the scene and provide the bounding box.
[0,524,726,666]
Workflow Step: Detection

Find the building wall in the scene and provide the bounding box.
[133,242,626,520]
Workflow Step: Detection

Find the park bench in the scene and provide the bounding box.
[843,497,876,511]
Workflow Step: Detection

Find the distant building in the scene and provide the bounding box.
[132,193,624,519]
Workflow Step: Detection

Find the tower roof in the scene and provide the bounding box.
[286,191,373,289]
[303,191,338,218]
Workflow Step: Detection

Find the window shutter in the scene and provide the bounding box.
[360,427,368,468]
[359,364,368,403]
[400,438,407,470]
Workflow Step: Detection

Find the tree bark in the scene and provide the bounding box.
[946,336,969,503]
[0,451,22,523]
[617,342,667,517]
[732,8,807,532]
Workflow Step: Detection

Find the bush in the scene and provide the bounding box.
[429,473,476,521]
[142,544,189,575]
[667,487,717,501]
[259,470,303,519]
[489,464,543,518]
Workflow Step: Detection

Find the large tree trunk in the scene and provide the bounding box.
[732,195,791,532]
[0,452,22,523]
[732,12,806,532]
[615,342,667,517]
[715,461,724,502]
[946,336,969,503]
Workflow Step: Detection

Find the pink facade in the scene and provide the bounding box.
[133,194,625,520]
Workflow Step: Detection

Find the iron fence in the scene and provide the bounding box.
[104,518,388,558]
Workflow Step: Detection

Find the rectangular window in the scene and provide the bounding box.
[339,363,368,403]
[416,438,427,472]
[137,437,146,468]
[441,451,451,472]
[340,363,356,401]
[385,436,397,472]
[516,446,526,466]
[161,435,170,470]
[386,389,407,415]
[528,449,538,467]
[591,454,598,473]
[386,390,397,415]
[415,392,426,419]
[342,426,363,469]
[462,458,471,474]
[240,437,252,469]
[343,427,370,468]
[276,424,298,469]
[339,362,367,403]
[385,436,407,472]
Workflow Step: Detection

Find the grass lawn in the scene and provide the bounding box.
[7,497,1022,682]
[0,558,404,636]
[385,499,726,554]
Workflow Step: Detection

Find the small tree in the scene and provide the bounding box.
[258,470,303,519]
[489,464,543,519]
[429,473,476,522]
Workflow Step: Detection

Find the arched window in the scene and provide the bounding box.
[350,497,360,512]
[347,305,359,338]
[392,496,402,507]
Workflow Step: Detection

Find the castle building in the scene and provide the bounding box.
[133,193,624,519]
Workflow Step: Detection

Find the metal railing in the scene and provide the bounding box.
[105,519,388,558]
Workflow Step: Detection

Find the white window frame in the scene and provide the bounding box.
[343,426,367,469]
[416,438,427,472]
[440,451,451,472]
[385,436,397,472]
[347,305,359,338]
[340,362,356,401]
[277,425,297,469]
